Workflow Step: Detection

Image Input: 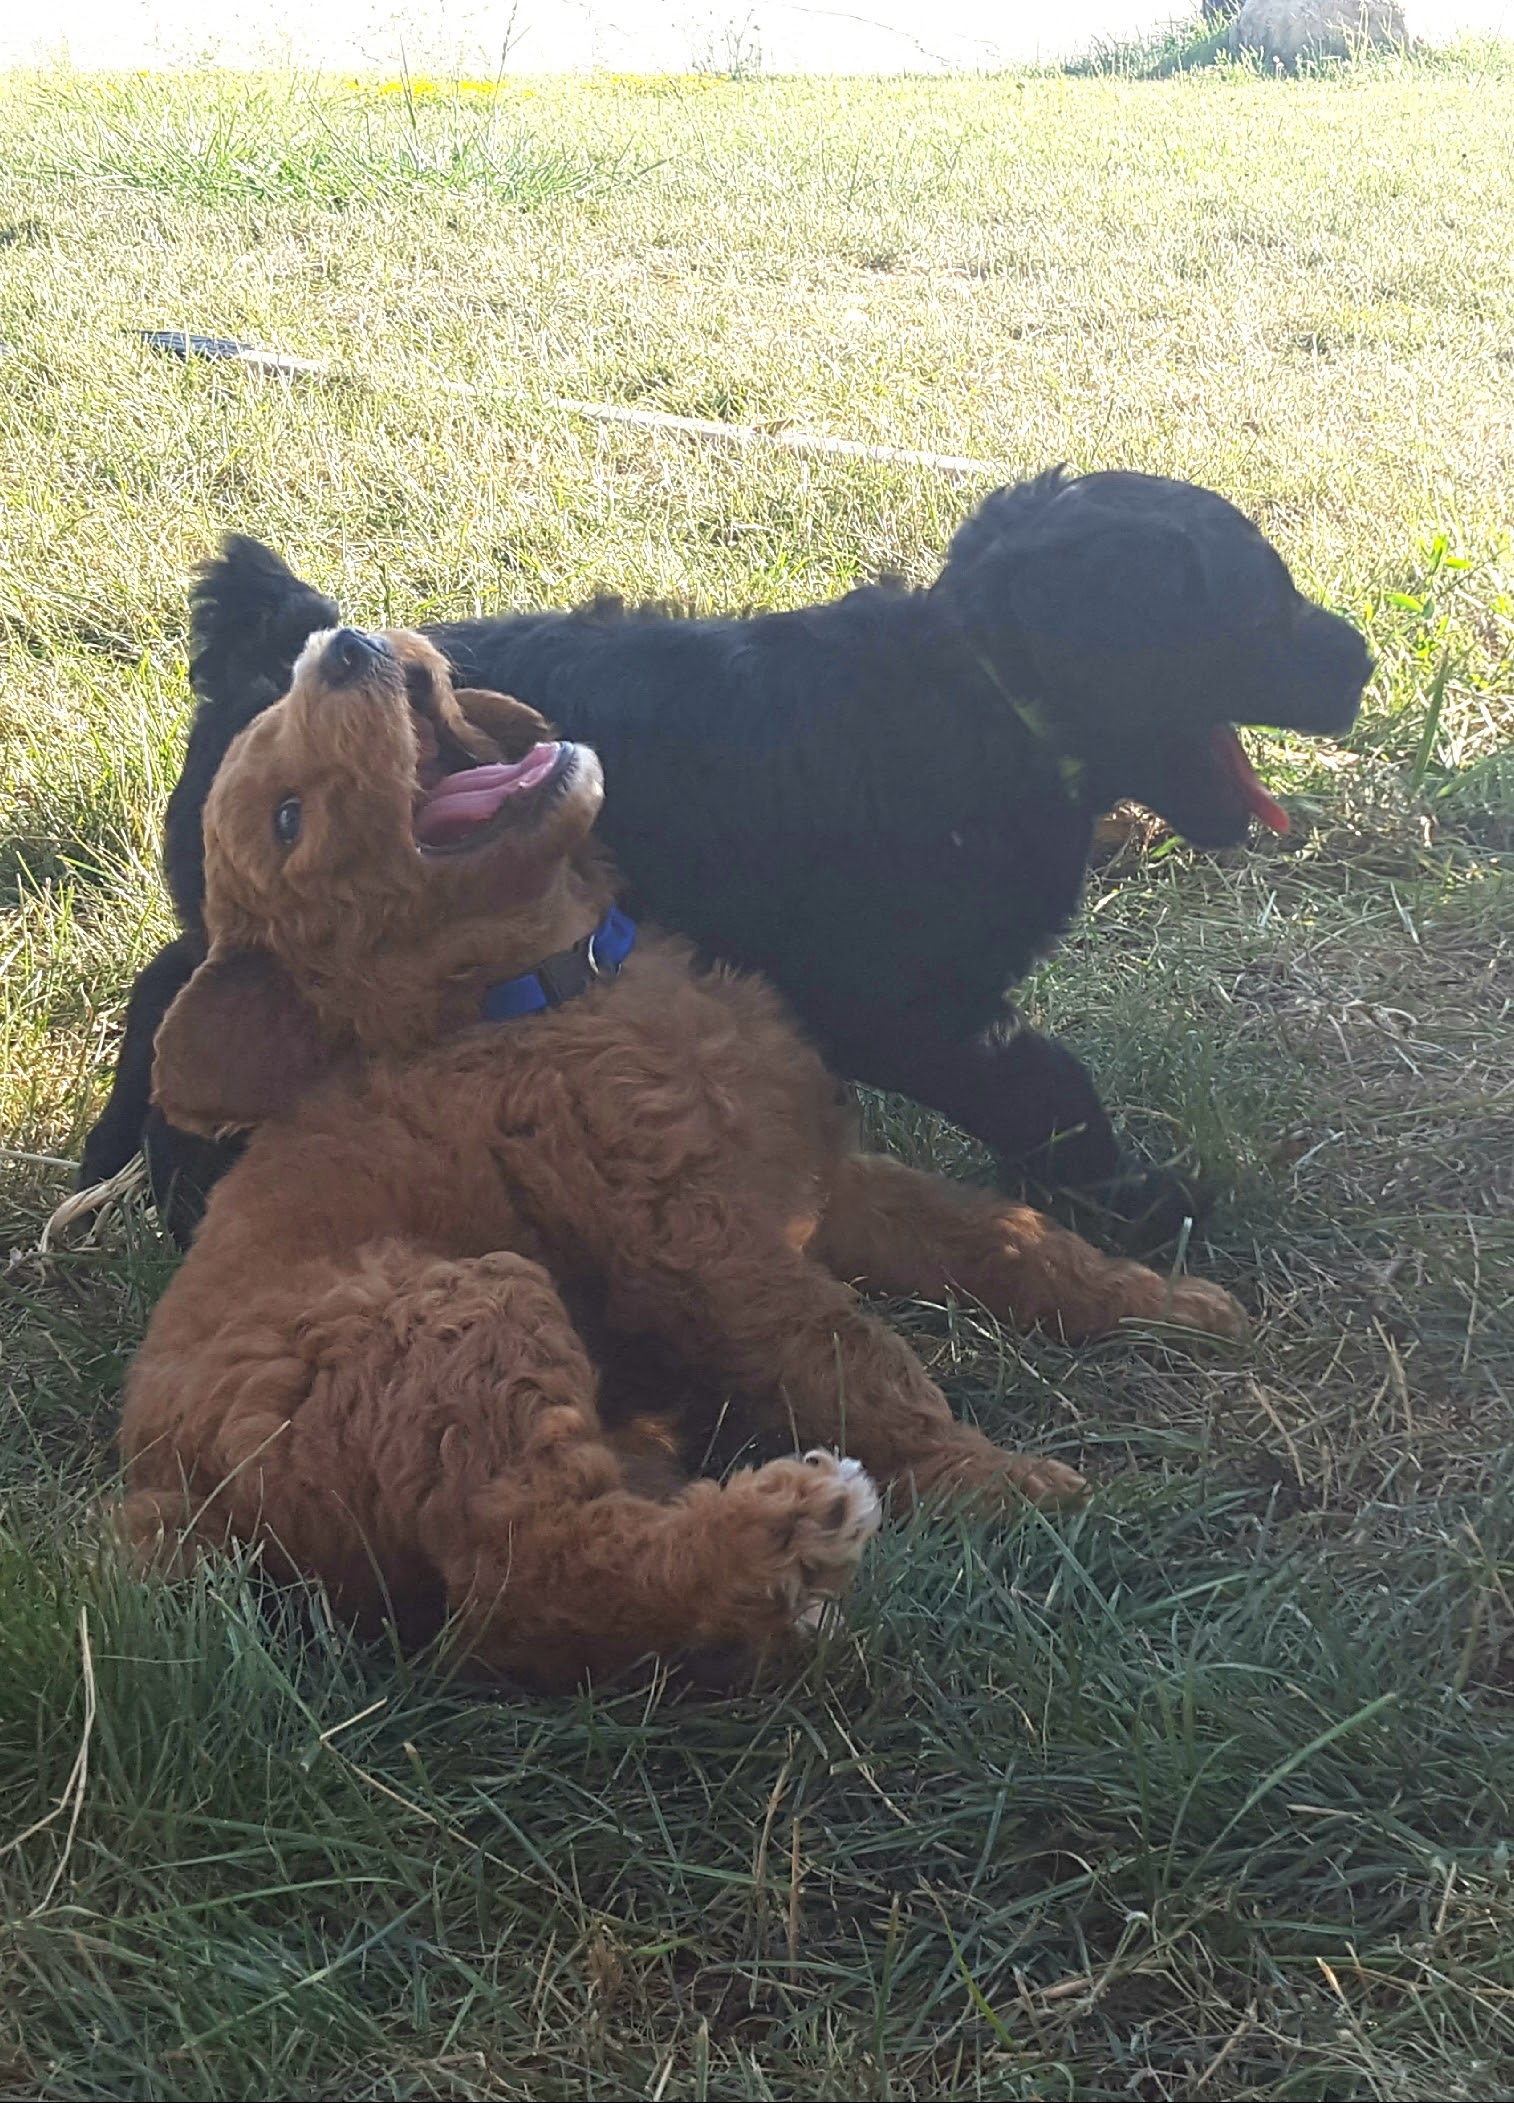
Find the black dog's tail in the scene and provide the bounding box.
[188,533,338,712]
[75,538,336,1194]
[164,537,338,925]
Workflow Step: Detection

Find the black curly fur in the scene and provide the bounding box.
[79,471,1371,1253]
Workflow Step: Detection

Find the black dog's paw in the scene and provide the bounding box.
[143,1112,248,1251]
[1018,1161,1216,1258]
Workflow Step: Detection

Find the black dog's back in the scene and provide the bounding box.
[169,564,1087,1037]
[99,539,1092,1240]
[431,593,1087,1030]
[86,477,1369,1254]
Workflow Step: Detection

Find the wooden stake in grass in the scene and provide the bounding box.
[137,329,325,377]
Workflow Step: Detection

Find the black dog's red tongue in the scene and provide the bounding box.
[1212,726,1289,834]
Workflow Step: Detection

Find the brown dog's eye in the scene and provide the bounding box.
[273,797,302,847]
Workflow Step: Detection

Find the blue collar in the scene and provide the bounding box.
[480,905,637,1021]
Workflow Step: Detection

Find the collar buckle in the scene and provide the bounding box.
[480,906,637,1024]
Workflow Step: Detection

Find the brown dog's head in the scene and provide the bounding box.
[153,625,609,1135]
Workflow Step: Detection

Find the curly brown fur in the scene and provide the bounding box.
[120,626,1244,1687]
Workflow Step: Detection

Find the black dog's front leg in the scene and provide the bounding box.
[143,1109,246,1250]
[77,932,245,1249]
[77,934,205,1187]
[844,1013,1210,1256]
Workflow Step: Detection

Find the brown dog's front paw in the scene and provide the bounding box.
[116,1487,205,1577]
[904,1438,1085,1522]
[1001,1452,1088,1505]
[748,1450,881,1629]
[916,1443,1088,1512]
[1148,1277,1248,1339]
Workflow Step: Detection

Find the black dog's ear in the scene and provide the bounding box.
[940,472,1288,666]
[152,949,328,1137]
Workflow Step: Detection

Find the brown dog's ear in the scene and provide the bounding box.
[450,689,557,759]
[152,950,329,1136]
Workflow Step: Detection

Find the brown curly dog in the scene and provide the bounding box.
[119,626,1245,1688]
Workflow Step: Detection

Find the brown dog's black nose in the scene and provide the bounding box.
[321,628,393,686]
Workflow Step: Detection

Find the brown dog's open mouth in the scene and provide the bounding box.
[413,742,577,855]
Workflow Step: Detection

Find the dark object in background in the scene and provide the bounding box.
[79,467,1371,1253]
[138,329,324,377]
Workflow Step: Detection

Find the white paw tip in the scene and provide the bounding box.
[845,1458,883,1525]
[793,1597,841,1637]
[799,1450,881,1537]
[803,1450,881,1522]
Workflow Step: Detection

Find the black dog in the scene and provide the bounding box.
[79,468,1370,1251]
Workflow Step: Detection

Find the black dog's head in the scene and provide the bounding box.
[932,468,1372,847]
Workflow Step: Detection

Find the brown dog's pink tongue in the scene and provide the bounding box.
[415,745,560,845]
[1212,726,1289,834]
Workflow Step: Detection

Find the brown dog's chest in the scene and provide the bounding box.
[397,956,840,1249]
[202,945,848,1292]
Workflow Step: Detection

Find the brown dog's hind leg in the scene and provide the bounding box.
[610,1239,1084,1511]
[814,1154,1246,1342]
[443,1445,881,1688]
[122,1244,879,1684]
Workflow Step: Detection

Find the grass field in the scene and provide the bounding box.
[3,51,1514,2100]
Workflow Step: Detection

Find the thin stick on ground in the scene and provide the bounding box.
[548,398,1002,478]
